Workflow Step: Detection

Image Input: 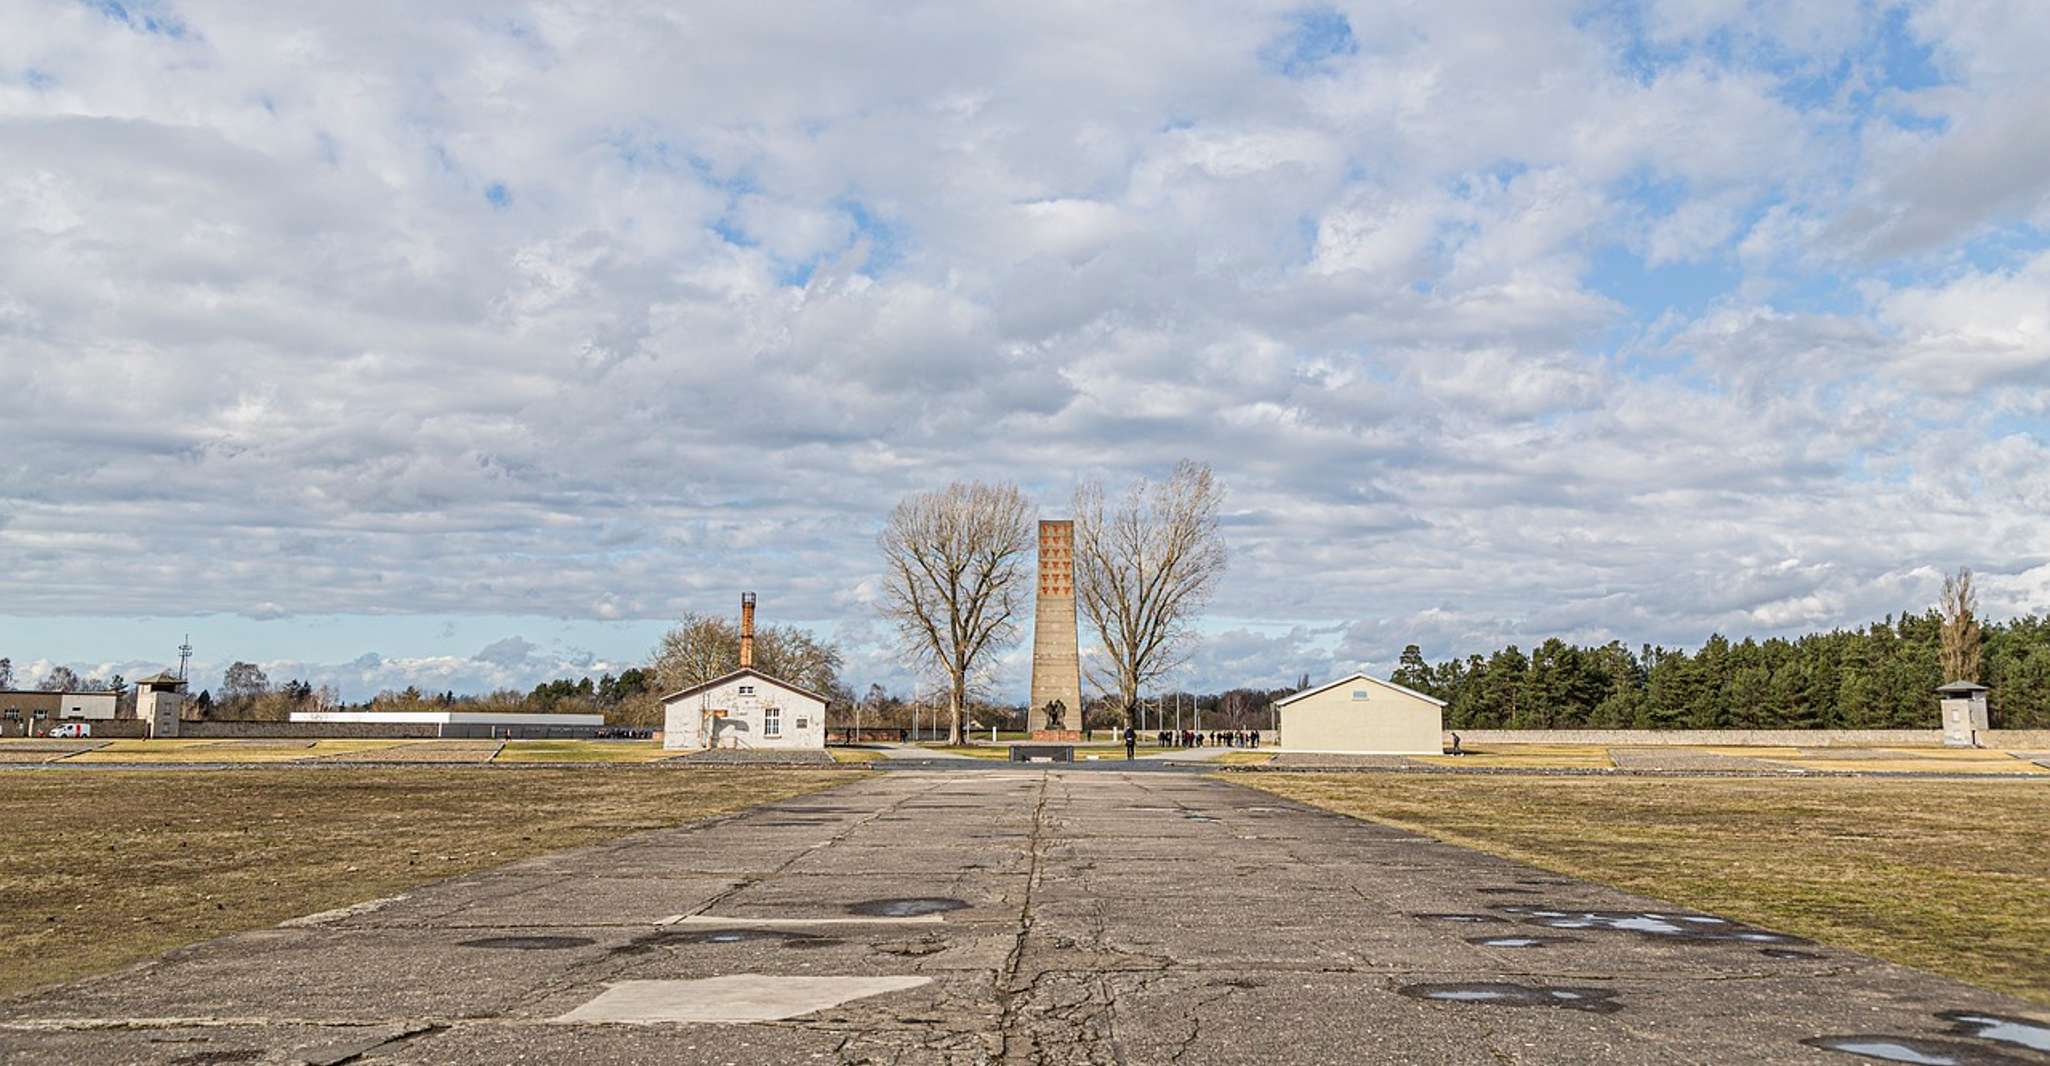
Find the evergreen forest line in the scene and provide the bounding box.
[1386,611,2050,731]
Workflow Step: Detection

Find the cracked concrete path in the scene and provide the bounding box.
[4,771,2046,1064]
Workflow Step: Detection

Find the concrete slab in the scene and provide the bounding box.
[4,769,2045,1064]
[555,974,934,1023]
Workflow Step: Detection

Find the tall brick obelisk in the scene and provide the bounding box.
[1028,520,1084,735]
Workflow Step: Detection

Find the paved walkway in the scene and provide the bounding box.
[4,771,2045,1064]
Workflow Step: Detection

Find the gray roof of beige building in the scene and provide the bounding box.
[1274,672,1448,708]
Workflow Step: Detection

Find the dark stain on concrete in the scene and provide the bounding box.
[848,897,970,917]
[456,935,595,950]
[1399,982,1622,1014]
[618,928,832,953]
[1412,913,1509,924]
[169,1053,261,1065]
[1760,948,1825,960]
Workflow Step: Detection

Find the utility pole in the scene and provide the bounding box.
[176,635,193,682]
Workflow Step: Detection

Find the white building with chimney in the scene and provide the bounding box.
[661,594,829,751]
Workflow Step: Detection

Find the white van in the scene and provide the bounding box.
[48,722,92,739]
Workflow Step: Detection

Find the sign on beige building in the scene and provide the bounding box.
[1273,673,1446,754]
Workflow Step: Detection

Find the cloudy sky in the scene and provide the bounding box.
[3,0,2047,701]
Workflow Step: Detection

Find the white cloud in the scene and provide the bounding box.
[2,1,2048,699]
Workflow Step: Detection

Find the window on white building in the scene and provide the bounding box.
[763,707,781,737]
[1350,690,1371,700]
[795,717,809,730]
[739,685,755,696]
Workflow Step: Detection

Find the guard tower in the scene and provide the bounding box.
[1935,680,1989,748]
[134,671,188,739]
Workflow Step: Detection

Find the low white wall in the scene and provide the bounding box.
[1444,729,1946,747]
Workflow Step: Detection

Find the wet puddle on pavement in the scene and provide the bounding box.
[1498,905,1806,943]
[1466,935,1579,948]
[848,897,970,917]
[1801,1035,2031,1064]
[1938,1012,2050,1053]
[457,935,595,951]
[1399,982,1621,1014]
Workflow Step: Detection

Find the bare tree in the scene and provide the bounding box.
[651,612,845,699]
[878,481,1035,744]
[1940,567,1982,683]
[38,665,82,691]
[1073,461,1227,726]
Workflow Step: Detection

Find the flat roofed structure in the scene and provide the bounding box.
[0,690,120,736]
[290,710,604,738]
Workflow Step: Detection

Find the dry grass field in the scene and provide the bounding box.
[491,740,685,762]
[28,738,698,765]
[1244,773,2050,1005]
[0,767,850,998]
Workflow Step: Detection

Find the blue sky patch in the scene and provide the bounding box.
[85,0,187,38]
[1262,7,1357,78]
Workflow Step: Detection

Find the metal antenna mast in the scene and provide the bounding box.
[176,635,193,681]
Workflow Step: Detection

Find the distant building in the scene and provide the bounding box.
[0,690,119,737]
[661,668,829,751]
[288,710,604,739]
[1272,673,1446,754]
[662,594,829,751]
[1935,680,1991,748]
[134,672,188,738]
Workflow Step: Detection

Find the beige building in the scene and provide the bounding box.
[1273,673,1446,754]
[134,672,188,738]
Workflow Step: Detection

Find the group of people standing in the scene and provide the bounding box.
[1118,723,1264,759]
[1155,728,1260,749]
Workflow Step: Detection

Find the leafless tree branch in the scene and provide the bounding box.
[878,480,1035,743]
[1073,461,1227,726]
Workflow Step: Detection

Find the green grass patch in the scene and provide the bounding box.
[915,744,1013,759]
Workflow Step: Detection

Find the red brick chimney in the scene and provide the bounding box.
[739,592,756,669]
